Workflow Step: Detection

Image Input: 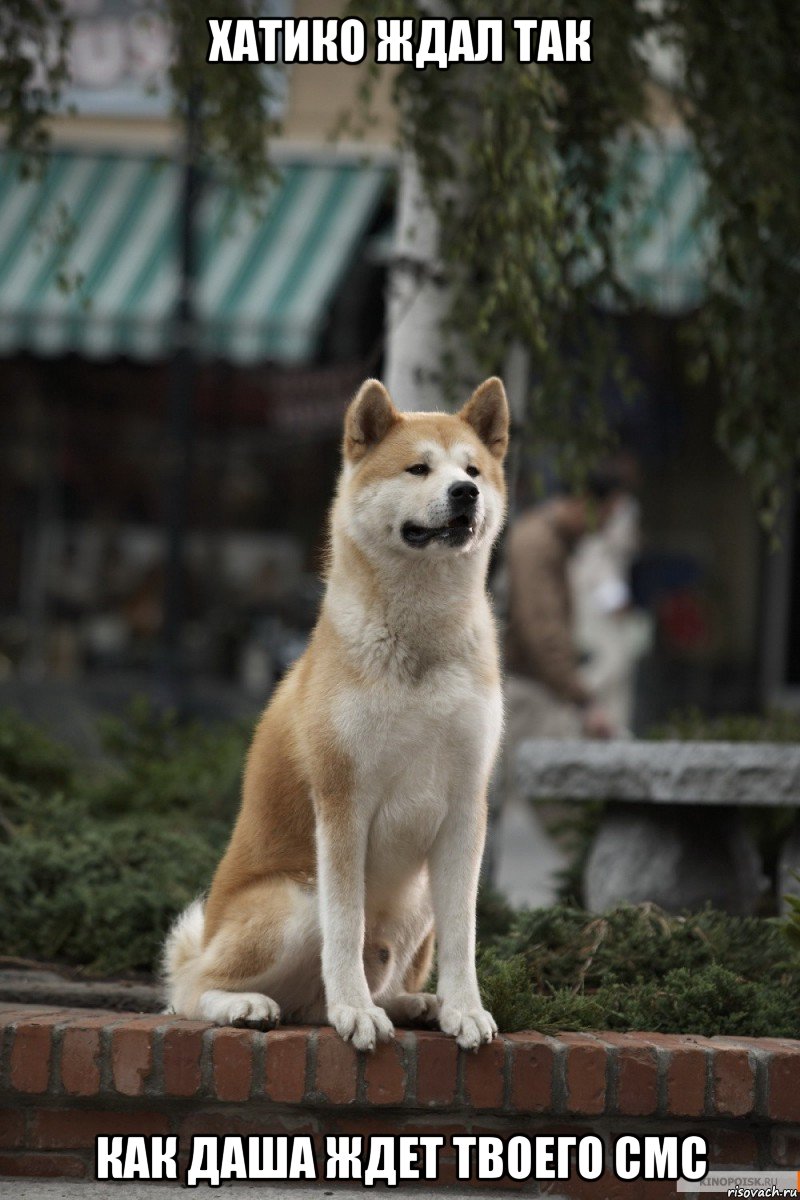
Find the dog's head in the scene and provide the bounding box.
[336,377,509,562]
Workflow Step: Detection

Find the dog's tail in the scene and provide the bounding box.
[161,898,206,1014]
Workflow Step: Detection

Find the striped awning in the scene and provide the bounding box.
[0,152,389,363]
[611,134,711,313]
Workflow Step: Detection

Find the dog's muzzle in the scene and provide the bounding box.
[401,482,480,548]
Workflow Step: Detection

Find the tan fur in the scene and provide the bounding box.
[164,377,509,1050]
[403,928,436,993]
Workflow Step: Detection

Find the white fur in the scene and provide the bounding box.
[199,990,280,1027]
[161,897,204,994]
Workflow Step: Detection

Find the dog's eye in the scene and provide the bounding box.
[466,465,480,478]
[406,463,430,476]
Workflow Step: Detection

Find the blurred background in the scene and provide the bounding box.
[2,0,795,747]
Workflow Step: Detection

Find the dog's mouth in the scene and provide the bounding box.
[401,513,477,548]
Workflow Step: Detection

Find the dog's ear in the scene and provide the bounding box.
[344,379,401,462]
[459,377,509,460]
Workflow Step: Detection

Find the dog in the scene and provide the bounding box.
[163,376,509,1051]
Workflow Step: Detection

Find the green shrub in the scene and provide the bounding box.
[475,895,800,1036]
[90,697,248,819]
[491,902,795,989]
[785,874,800,953]
[0,810,226,974]
[649,707,800,743]
[0,707,74,791]
[479,958,800,1040]
[0,701,245,975]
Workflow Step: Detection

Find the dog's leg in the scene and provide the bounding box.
[428,794,497,1050]
[167,878,319,1027]
[316,809,394,1051]
[382,928,439,1025]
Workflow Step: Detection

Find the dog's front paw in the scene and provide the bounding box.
[384,992,440,1025]
[199,989,281,1029]
[329,1003,394,1051]
[438,1002,497,1050]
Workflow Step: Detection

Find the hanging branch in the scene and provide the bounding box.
[663,0,800,529]
[351,1,800,516]
[349,0,654,484]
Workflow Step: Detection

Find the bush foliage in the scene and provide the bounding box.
[1,704,799,1036]
[0,702,247,974]
[649,707,800,744]
[475,891,800,1037]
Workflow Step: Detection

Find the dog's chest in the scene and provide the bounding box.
[333,660,501,877]
[336,659,495,778]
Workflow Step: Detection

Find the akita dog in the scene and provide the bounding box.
[163,376,509,1051]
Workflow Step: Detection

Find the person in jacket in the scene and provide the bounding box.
[488,469,630,906]
[504,469,628,742]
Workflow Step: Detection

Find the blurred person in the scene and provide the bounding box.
[489,468,628,908]
[504,468,627,743]
[570,489,653,732]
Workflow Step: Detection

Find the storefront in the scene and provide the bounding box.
[0,148,392,685]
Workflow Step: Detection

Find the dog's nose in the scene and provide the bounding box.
[448,480,479,509]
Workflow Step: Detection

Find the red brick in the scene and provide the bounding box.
[771,1128,800,1167]
[508,1033,554,1113]
[769,1048,800,1122]
[563,1032,606,1113]
[363,1035,408,1105]
[712,1047,755,1117]
[527,1121,596,1140]
[263,1028,309,1103]
[660,1039,708,1118]
[314,1029,358,1104]
[601,1034,658,1116]
[415,1032,457,1107]
[211,1028,254,1102]
[334,1114,458,1139]
[712,1035,783,1051]
[162,1022,208,1097]
[463,1036,505,1109]
[548,1168,631,1200]
[110,1022,158,1096]
[562,1033,606,1115]
[0,1152,86,1178]
[430,1156,462,1189]
[462,1163,525,1192]
[181,1112,287,1140]
[0,1006,63,1026]
[0,1107,25,1148]
[61,1026,103,1097]
[563,1170,683,1200]
[30,1108,169,1150]
[709,1128,759,1166]
[59,1010,122,1023]
[9,1016,63,1093]
[179,1111,315,1141]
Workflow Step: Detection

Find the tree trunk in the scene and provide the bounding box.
[383,152,452,412]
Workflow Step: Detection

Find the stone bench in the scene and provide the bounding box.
[516,740,800,914]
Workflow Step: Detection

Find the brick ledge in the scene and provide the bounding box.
[2,1003,800,1192]
[2,1003,799,1118]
